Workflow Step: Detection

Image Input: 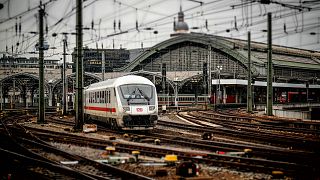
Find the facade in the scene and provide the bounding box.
[72,48,130,73]
[115,32,320,105]
[0,55,61,70]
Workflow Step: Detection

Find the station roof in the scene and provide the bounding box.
[124,33,320,71]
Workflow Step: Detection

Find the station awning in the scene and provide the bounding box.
[211,79,320,89]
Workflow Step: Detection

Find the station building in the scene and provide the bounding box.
[0,6,320,110]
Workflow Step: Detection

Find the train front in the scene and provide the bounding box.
[117,83,158,130]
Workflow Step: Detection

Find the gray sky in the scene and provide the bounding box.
[0,0,319,62]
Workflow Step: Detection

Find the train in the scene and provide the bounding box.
[158,95,209,106]
[84,75,158,130]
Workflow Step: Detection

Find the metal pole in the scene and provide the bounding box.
[174,83,178,109]
[102,50,105,81]
[267,12,273,116]
[74,0,84,130]
[218,70,220,107]
[12,78,15,109]
[247,31,252,113]
[38,6,45,122]
[62,34,67,115]
[208,45,212,101]
[0,83,2,111]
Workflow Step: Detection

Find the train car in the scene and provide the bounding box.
[84,75,158,130]
[158,95,209,106]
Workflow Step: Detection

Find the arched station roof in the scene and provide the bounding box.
[115,33,259,76]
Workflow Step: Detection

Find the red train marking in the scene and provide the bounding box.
[84,106,116,112]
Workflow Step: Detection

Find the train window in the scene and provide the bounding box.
[106,91,109,104]
[101,91,104,103]
[107,91,110,103]
[101,91,105,103]
[108,91,111,103]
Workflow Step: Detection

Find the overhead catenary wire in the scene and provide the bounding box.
[1,0,320,56]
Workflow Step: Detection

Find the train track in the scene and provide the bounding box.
[175,111,320,152]
[0,115,95,180]
[46,115,319,169]
[8,113,319,178]
[15,122,318,179]
[190,111,320,140]
[217,109,320,130]
[0,115,151,180]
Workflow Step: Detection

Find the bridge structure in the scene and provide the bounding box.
[1,33,320,110]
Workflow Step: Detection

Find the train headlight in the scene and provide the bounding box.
[123,107,130,112]
[149,106,155,111]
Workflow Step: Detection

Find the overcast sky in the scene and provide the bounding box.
[0,0,319,62]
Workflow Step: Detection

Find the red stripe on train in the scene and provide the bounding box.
[84,106,116,112]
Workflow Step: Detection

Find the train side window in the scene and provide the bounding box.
[106,91,109,104]
[108,91,110,103]
[101,91,104,103]
[104,91,107,103]
[91,92,93,103]
[107,91,109,103]
[106,91,108,103]
[100,91,102,103]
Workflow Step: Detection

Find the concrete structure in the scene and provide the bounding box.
[72,47,130,73]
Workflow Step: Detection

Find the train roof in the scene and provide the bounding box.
[85,75,155,91]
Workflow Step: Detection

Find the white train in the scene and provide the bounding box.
[84,75,158,130]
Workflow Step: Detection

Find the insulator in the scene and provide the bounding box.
[234,16,238,31]
[19,17,22,35]
[91,20,94,29]
[118,20,121,31]
[173,17,176,31]
[205,19,208,29]
[113,20,116,32]
[15,18,18,36]
[6,45,8,52]
[141,42,143,49]
[136,20,139,31]
[284,23,287,34]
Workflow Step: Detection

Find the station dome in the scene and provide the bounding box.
[173,6,189,33]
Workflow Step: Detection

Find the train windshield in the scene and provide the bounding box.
[119,84,155,105]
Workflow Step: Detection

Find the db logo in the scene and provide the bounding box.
[136,108,143,112]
